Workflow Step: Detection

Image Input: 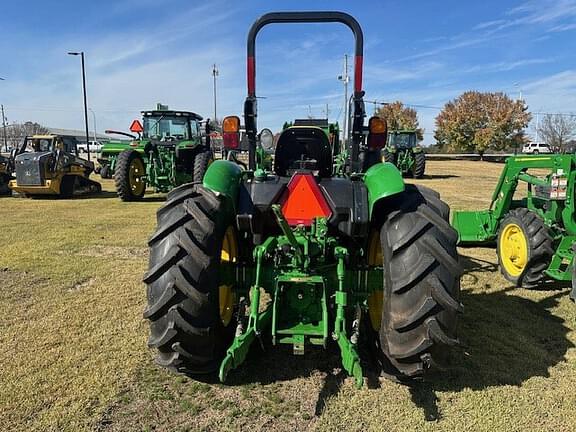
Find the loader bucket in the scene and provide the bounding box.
[451,210,497,244]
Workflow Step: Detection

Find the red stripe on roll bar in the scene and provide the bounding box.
[354,56,363,93]
[247,56,256,96]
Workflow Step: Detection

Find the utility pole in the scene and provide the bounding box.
[338,54,350,143]
[323,103,330,120]
[212,64,219,125]
[1,104,7,152]
[68,51,91,161]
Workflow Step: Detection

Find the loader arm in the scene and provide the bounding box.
[452,155,574,244]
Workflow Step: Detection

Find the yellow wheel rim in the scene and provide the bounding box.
[129,157,146,196]
[367,230,383,331]
[499,223,528,277]
[219,226,238,326]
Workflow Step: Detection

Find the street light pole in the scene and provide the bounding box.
[89,108,97,144]
[68,51,91,161]
[1,104,7,153]
[212,64,219,125]
[0,78,6,152]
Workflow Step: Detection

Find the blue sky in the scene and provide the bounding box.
[0,0,575,144]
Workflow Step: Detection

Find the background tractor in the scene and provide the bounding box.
[9,134,101,198]
[383,129,425,178]
[452,154,576,301]
[114,104,213,201]
[97,130,136,179]
[144,11,462,387]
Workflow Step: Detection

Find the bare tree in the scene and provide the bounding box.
[537,113,576,151]
[5,121,49,149]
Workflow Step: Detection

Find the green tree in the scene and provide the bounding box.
[376,101,423,140]
[435,91,531,155]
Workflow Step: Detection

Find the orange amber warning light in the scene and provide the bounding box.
[280,173,332,226]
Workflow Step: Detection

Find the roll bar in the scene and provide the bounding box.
[244,11,366,170]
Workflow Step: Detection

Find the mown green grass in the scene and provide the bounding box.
[1,163,575,432]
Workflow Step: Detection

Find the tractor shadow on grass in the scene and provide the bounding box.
[420,174,460,180]
[408,254,574,422]
[226,341,363,416]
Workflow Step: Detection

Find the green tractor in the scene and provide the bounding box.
[143,11,462,387]
[452,154,576,301]
[97,130,136,179]
[114,105,213,201]
[383,129,426,178]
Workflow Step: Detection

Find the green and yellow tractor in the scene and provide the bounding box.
[143,11,462,387]
[8,134,101,198]
[112,105,213,201]
[97,130,136,179]
[383,129,426,178]
[452,154,576,301]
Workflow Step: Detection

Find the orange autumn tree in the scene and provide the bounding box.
[435,91,531,155]
[376,101,424,140]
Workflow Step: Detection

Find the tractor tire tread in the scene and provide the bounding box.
[145,183,233,374]
[379,186,462,380]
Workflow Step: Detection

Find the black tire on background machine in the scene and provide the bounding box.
[143,183,235,374]
[377,186,462,380]
[192,149,213,183]
[115,149,146,201]
[100,164,112,179]
[382,148,395,165]
[413,152,426,178]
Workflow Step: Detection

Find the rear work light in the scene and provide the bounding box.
[367,116,387,150]
[222,115,240,149]
[279,173,332,226]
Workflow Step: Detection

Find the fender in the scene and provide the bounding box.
[203,160,243,202]
[363,162,405,216]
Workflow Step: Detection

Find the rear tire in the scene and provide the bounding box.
[413,152,426,178]
[100,164,112,179]
[193,149,213,183]
[382,148,396,165]
[497,208,553,288]
[144,183,236,374]
[115,150,146,201]
[378,187,462,379]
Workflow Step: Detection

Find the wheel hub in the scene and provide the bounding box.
[500,223,528,277]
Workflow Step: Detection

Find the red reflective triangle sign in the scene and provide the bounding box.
[129,119,143,133]
[280,173,332,226]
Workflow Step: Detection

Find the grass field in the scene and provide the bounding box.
[1,160,575,432]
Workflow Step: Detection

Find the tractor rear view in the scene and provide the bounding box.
[383,130,425,178]
[452,154,576,301]
[114,105,213,201]
[144,12,462,387]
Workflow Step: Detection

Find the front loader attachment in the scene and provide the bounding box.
[451,210,497,244]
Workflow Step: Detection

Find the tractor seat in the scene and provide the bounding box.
[274,127,332,177]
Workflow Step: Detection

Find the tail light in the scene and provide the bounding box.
[279,173,332,226]
[367,116,387,150]
[223,116,240,149]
